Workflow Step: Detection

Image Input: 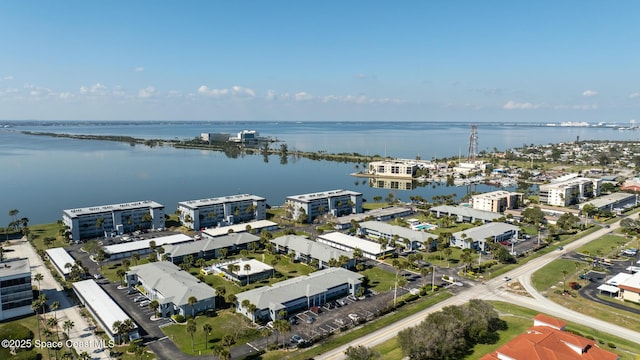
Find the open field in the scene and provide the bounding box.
[576,234,631,258]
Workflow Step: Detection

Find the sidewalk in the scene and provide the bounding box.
[6,238,111,360]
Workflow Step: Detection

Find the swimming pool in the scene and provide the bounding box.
[413,223,437,230]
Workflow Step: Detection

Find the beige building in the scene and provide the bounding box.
[470,190,523,212]
[539,177,601,207]
[368,160,417,178]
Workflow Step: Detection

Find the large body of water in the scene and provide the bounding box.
[2,121,639,225]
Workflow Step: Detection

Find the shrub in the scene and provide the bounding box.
[607,342,616,348]
[172,314,185,323]
[0,323,34,342]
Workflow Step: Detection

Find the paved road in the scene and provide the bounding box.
[315,220,640,360]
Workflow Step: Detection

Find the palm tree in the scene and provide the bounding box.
[188,296,198,318]
[31,298,44,341]
[47,317,59,340]
[132,252,140,266]
[196,258,206,268]
[117,269,126,286]
[112,321,123,344]
[122,259,131,269]
[51,300,60,322]
[186,319,197,353]
[562,269,569,293]
[33,273,44,292]
[202,323,212,349]
[243,263,252,285]
[149,300,160,318]
[63,320,74,341]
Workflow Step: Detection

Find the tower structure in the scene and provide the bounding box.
[467,124,478,162]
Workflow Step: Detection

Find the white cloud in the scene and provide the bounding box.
[265,89,277,101]
[1,75,13,81]
[134,66,145,72]
[294,92,314,101]
[24,83,55,98]
[138,86,156,98]
[582,89,598,97]
[58,92,74,100]
[198,85,256,98]
[503,100,542,110]
[476,88,502,95]
[629,92,640,99]
[80,82,108,95]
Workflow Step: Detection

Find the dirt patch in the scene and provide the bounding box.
[504,280,533,297]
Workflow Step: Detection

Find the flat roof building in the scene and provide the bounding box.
[430,205,503,223]
[578,192,637,212]
[62,200,165,240]
[125,262,216,318]
[367,160,418,178]
[235,267,363,322]
[317,232,394,260]
[103,233,193,260]
[45,247,76,279]
[539,177,602,207]
[0,258,33,321]
[72,279,139,342]
[177,194,267,230]
[201,220,278,238]
[209,259,275,285]
[286,189,363,223]
[270,235,355,269]
[470,190,523,212]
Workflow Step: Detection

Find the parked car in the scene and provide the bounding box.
[139,300,150,307]
[266,321,274,329]
[348,313,360,322]
[93,273,103,280]
[306,316,315,324]
[336,298,348,306]
[134,295,146,302]
[289,317,298,325]
[290,335,304,344]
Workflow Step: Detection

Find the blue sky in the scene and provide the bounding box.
[1,1,639,122]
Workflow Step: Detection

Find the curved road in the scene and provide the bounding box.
[316,220,640,360]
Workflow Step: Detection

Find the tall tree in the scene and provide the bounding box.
[186,319,197,353]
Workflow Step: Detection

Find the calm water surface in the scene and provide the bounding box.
[2,121,638,224]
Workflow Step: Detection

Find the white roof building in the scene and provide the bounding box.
[317,232,394,260]
[46,247,76,278]
[72,280,139,341]
[103,233,193,260]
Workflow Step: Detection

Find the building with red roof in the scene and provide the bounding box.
[481,314,619,360]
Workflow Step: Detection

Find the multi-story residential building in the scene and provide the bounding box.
[177,194,266,230]
[125,262,216,318]
[470,190,523,212]
[430,205,503,223]
[0,258,33,321]
[539,177,602,207]
[317,232,395,260]
[286,189,363,223]
[367,160,417,178]
[578,192,638,213]
[235,267,363,322]
[163,232,260,264]
[62,200,165,240]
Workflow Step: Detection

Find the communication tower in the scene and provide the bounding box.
[467,124,478,162]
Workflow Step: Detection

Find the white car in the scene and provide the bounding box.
[504,276,511,282]
[348,313,360,322]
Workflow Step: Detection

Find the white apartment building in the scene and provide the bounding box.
[367,160,417,178]
[177,194,267,230]
[62,200,165,240]
[0,258,33,321]
[471,191,523,212]
[539,177,602,207]
[286,189,363,223]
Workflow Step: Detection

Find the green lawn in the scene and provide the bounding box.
[371,337,403,360]
[423,247,465,268]
[576,234,631,258]
[361,266,398,293]
[161,311,259,354]
[531,258,581,292]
